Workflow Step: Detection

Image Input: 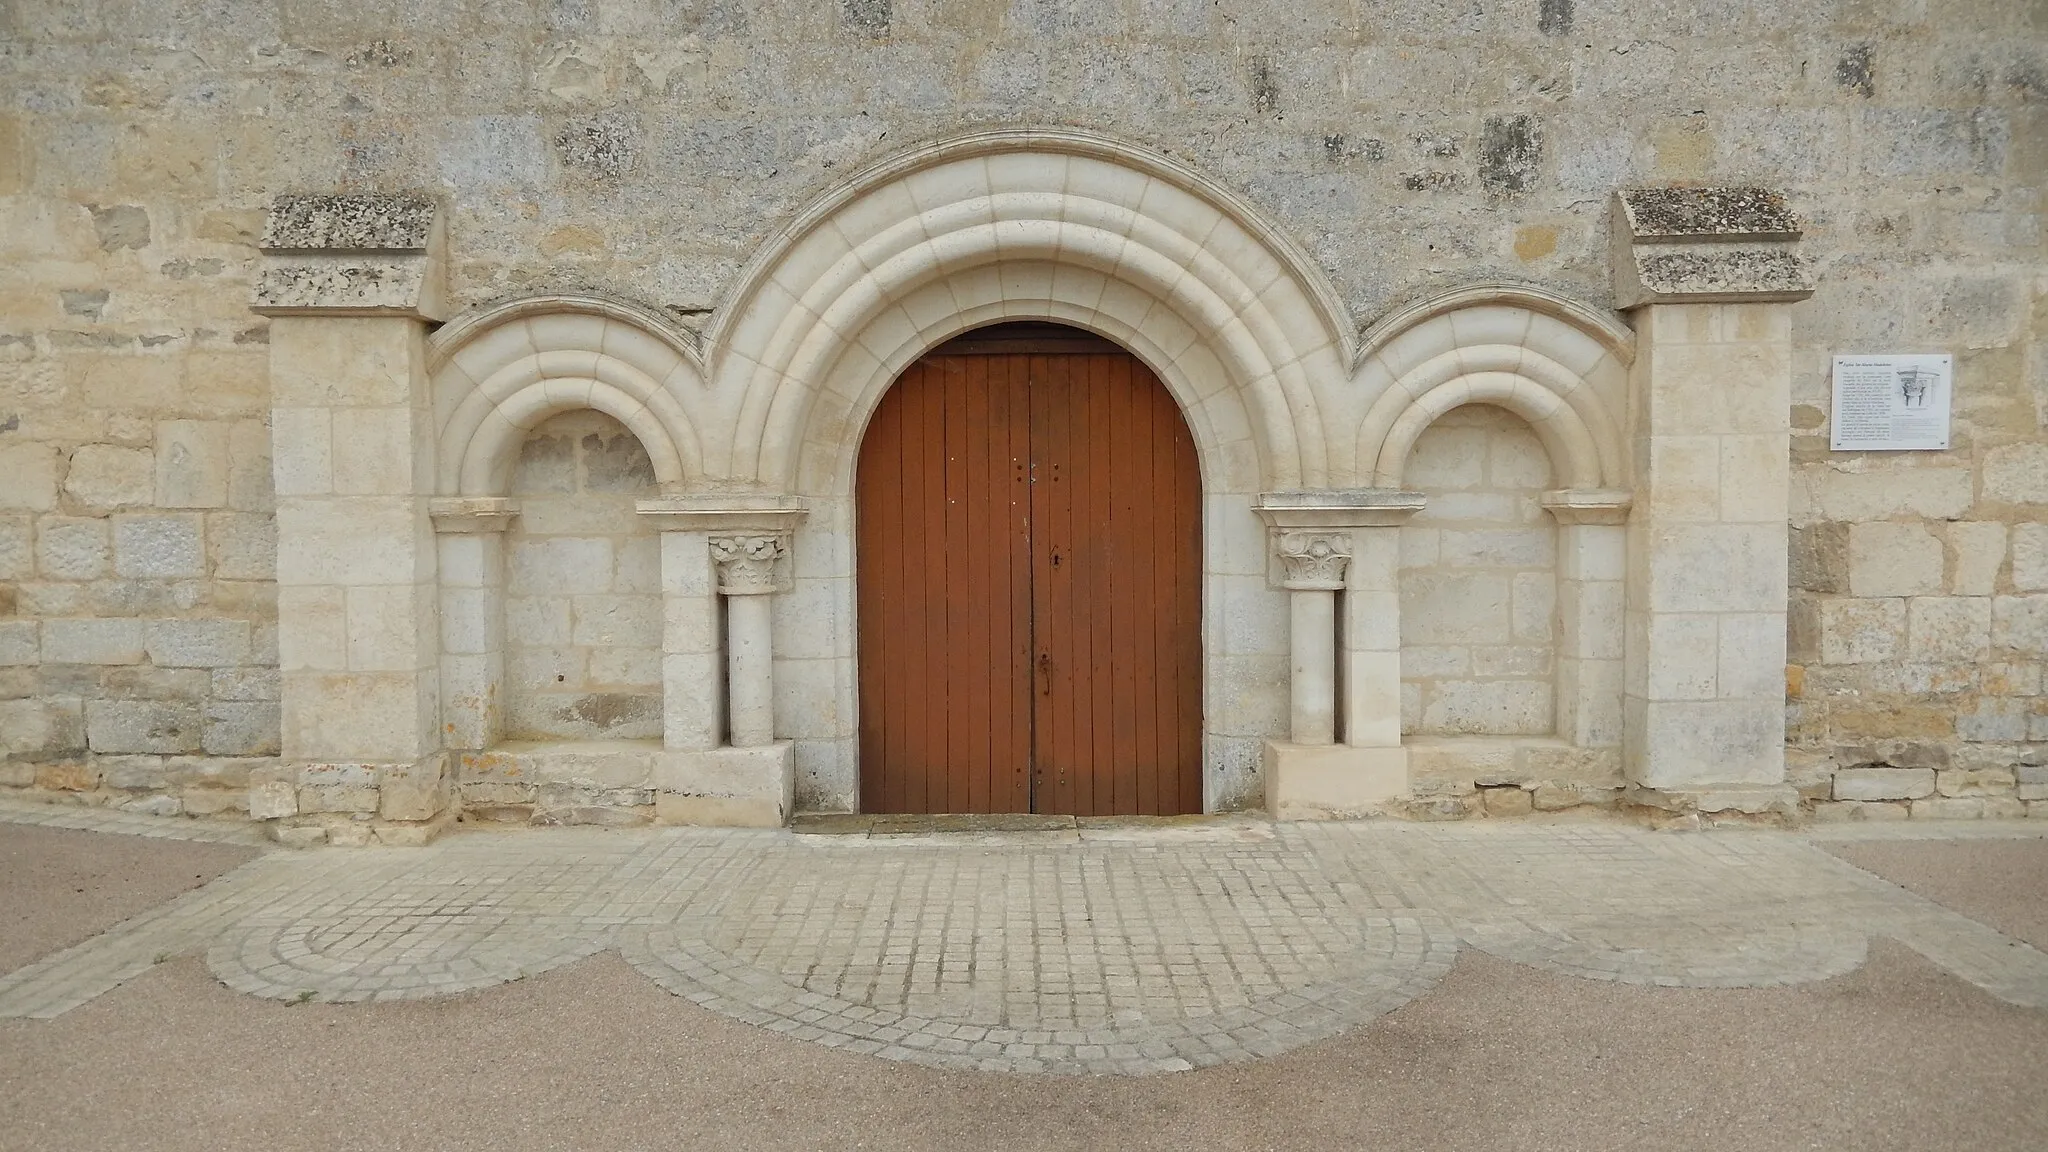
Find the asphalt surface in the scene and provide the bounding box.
[3,824,2045,1152]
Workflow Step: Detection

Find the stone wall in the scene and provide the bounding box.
[503,411,663,741]
[1399,405,1558,736]
[1,1,2043,822]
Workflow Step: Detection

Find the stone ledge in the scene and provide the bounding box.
[261,193,438,252]
[252,194,447,319]
[1611,188,1813,309]
[1253,489,1425,529]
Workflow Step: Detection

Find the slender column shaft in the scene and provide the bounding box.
[726,594,775,748]
[1290,588,1337,745]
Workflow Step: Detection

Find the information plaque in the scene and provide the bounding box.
[1830,354,1952,451]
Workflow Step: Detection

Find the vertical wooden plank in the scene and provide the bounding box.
[950,363,971,816]
[892,363,925,814]
[1005,352,1034,812]
[855,375,887,812]
[1125,356,1159,816]
[958,356,993,814]
[1087,353,1118,817]
[1030,353,1065,815]
[1175,395,1205,814]
[919,362,948,815]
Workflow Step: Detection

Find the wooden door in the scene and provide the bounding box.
[856,324,1202,816]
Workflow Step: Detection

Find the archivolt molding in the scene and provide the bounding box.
[1353,287,1632,493]
[706,128,1356,493]
[426,293,705,496]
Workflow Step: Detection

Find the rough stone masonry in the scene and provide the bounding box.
[0,1,2042,836]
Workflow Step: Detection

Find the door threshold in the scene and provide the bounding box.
[792,812,1239,836]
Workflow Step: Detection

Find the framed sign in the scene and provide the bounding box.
[1830,354,1952,451]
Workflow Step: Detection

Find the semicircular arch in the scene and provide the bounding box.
[706,129,1354,493]
[426,292,704,497]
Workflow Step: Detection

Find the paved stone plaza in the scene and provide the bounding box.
[3,799,2044,1077]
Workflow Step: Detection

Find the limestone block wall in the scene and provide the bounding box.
[501,411,663,741]
[0,1,2042,824]
[1398,406,1558,736]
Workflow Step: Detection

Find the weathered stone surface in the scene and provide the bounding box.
[1936,767,2016,798]
[1982,443,2048,506]
[0,620,37,666]
[145,619,251,668]
[85,699,202,754]
[1480,786,1534,817]
[1848,522,1943,597]
[63,445,153,509]
[99,754,168,790]
[1832,767,1936,801]
[1619,187,1802,240]
[112,514,204,578]
[1627,247,1815,302]
[261,194,437,252]
[42,618,145,664]
[251,260,435,315]
[2014,525,2048,593]
[202,701,279,756]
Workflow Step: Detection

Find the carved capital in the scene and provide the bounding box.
[1275,531,1351,591]
[710,533,790,595]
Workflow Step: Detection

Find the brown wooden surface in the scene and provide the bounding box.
[855,327,1201,816]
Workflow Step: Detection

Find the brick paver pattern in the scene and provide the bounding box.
[3,801,2044,1075]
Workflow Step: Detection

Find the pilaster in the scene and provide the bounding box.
[1613,188,1810,818]
[252,194,452,844]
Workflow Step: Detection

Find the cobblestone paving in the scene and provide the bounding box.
[4,804,2046,1074]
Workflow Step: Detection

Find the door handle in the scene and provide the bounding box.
[1037,652,1051,692]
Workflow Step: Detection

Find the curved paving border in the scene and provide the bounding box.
[621,910,1458,1075]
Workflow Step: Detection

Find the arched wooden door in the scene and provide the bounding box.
[856,323,1202,816]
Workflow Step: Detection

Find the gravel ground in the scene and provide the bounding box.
[1827,838,2048,951]
[0,824,255,973]
[3,825,2045,1152]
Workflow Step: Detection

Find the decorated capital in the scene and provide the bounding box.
[709,533,791,595]
[1275,531,1351,591]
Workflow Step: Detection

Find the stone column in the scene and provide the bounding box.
[430,498,517,754]
[1255,490,1423,817]
[710,534,788,748]
[248,195,452,846]
[637,498,805,825]
[1612,188,1812,819]
[1276,532,1347,745]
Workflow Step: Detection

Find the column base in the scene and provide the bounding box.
[1263,741,1409,820]
[654,742,796,827]
[252,754,455,846]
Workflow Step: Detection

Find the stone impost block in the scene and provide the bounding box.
[652,742,796,827]
[1262,741,1408,820]
[1611,188,1814,309]
[253,194,447,320]
[1253,489,1426,530]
